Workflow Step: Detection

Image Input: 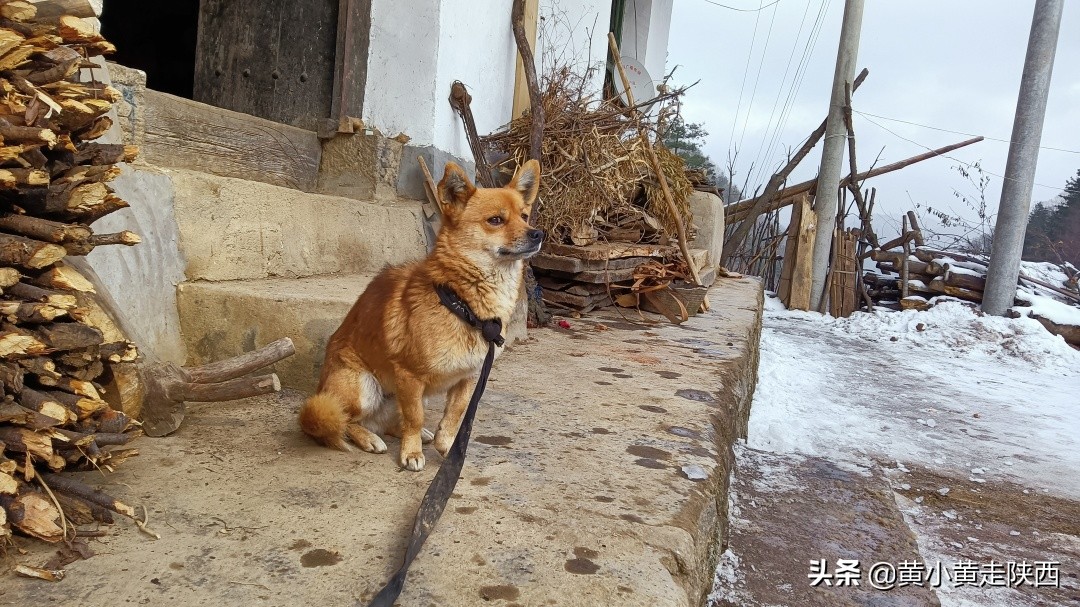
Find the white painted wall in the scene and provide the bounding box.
[362,0,441,145]
[432,0,518,160]
[537,0,612,96]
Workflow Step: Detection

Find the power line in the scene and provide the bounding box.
[735,0,780,156]
[852,110,1080,154]
[858,113,1063,191]
[752,0,831,187]
[700,0,783,11]
[726,0,765,156]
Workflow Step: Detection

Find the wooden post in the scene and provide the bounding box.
[511,0,539,119]
[900,215,910,300]
[787,195,817,311]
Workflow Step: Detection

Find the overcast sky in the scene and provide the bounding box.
[665,0,1079,237]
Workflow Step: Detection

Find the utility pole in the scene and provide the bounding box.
[982,0,1064,316]
[808,0,864,313]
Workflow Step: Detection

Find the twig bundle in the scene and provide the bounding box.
[483,66,693,245]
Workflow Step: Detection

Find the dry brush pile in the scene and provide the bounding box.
[482,66,694,247]
[0,1,145,551]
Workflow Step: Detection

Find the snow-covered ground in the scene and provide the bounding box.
[717,294,1080,606]
[750,296,1080,499]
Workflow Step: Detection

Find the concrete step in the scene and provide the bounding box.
[709,445,940,607]
[178,274,375,391]
[167,168,428,282]
[178,271,529,391]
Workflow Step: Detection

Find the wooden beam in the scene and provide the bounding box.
[511,0,539,119]
[142,90,321,192]
[726,136,985,223]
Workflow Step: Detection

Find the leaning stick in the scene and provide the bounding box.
[607,33,702,289]
[184,337,294,384]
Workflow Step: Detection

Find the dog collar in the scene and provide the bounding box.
[434,284,505,347]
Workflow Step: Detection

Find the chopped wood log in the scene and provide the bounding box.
[33,321,104,350]
[5,280,76,306]
[928,277,983,302]
[73,142,138,166]
[27,263,95,292]
[18,356,59,378]
[0,491,64,542]
[17,387,73,424]
[185,337,294,384]
[0,233,67,269]
[39,472,135,517]
[0,300,68,322]
[181,373,281,403]
[61,230,141,255]
[0,469,16,494]
[54,491,112,525]
[0,360,24,393]
[0,213,91,243]
[0,425,53,459]
[0,266,19,287]
[0,167,49,189]
[943,270,986,292]
[0,330,47,356]
[0,1,37,22]
[40,388,107,419]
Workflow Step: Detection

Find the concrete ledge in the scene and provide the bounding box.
[10,278,763,607]
[177,274,374,389]
[168,169,427,281]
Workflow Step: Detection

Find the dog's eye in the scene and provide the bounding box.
[487,216,504,226]
[521,213,529,222]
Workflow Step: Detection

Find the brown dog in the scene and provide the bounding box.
[298,160,542,471]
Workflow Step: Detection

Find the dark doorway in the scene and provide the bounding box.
[99,0,201,99]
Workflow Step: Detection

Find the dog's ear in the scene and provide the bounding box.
[437,162,476,215]
[508,159,540,208]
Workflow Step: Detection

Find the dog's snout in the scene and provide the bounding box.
[527,229,544,242]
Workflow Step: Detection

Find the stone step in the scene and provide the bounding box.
[709,445,941,607]
[178,274,375,391]
[178,272,528,392]
[168,168,428,282]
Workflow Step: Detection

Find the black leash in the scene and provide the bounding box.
[366,285,503,607]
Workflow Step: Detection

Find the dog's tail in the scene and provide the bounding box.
[299,393,351,450]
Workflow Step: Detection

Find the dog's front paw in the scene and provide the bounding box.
[433,430,455,456]
[400,450,426,472]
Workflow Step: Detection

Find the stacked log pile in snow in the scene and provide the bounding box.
[863,247,1080,346]
[0,1,144,544]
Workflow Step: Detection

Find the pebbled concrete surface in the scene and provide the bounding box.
[2,278,763,607]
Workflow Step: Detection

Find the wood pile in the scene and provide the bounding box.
[865,247,1080,307]
[532,241,714,319]
[0,1,145,545]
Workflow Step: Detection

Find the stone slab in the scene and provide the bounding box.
[5,277,764,607]
[710,445,940,606]
[168,169,427,282]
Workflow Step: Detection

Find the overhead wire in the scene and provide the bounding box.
[726,0,766,157]
[857,113,1063,191]
[852,110,1080,155]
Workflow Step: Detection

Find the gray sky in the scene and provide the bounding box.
[666,0,1079,238]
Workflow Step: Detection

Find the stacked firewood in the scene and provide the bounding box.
[863,247,1080,346]
[0,2,144,544]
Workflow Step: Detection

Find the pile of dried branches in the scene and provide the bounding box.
[483,66,693,246]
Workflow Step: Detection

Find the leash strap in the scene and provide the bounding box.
[366,288,502,607]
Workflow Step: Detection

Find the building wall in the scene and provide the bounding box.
[363,0,678,187]
[432,0,519,160]
[362,0,442,146]
[537,0,612,95]
[619,0,673,94]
